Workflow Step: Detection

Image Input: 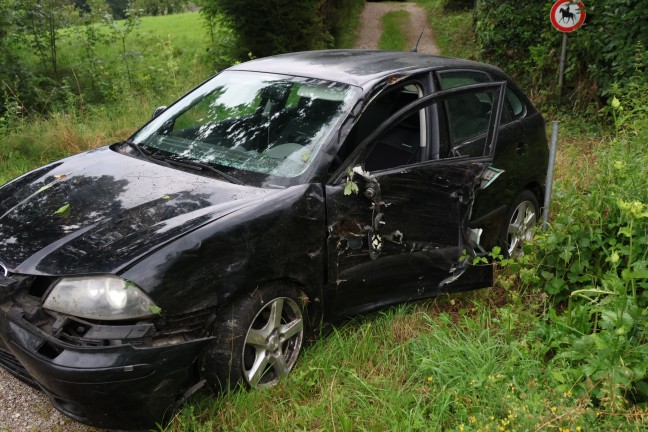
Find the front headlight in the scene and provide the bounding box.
[43,276,158,320]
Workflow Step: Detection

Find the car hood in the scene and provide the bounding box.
[0,146,278,276]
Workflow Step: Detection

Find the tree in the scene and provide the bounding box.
[16,0,76,77]
[200,0,328,59]
[0,0,34,121]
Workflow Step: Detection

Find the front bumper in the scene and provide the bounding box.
[0,306,211,430]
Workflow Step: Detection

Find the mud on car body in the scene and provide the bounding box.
[0,50,548,430]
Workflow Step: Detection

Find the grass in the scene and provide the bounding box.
[165,287,646,431]
[0,100,155,185]
[415,0,477,59]
[379,10,410,51]
[57,11,213,83]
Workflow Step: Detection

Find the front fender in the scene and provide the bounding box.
[122,183,326,315]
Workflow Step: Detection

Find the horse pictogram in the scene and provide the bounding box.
[559,4,576,23]
[551,1,586,33]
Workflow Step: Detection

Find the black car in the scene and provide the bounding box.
[0,50,548,430]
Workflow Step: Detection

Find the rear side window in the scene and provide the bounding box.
[437,71,493,148]
[505,88,525,120]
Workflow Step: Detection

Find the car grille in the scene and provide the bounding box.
[0,346,39,389]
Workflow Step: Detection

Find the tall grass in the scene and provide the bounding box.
[0,99,157,185]
[415,0,477,59]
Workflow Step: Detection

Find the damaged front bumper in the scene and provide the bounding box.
[0,280,212,430]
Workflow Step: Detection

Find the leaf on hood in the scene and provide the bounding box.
[53,203,71,217]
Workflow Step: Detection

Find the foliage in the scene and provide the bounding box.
[474,1,553,101]
[16,0,76,77]
[443,0,474,11]
[513,92,648,410]
[105,0,129,18]
[163,300,645,431]
[136,0,189,16]
[0,0,34,119]
[103,2,143,88]
[474,0,648,113]
[0,11,213,183]
[574,1,648,98]
[320,0,365,49]
[200,0,328,59]
[343,167,359,196]
[199,0,365,61]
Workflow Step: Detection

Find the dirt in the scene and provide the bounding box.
[354,1,440,54]
[0,3,441,431]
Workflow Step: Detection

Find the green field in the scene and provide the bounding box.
[57,11,213,83]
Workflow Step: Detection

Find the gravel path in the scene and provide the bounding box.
[354,1,440,54]
[0,368,98,432]
[0,4,441,431]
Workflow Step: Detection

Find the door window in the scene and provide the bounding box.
[437,70,499,157]
[337,82,426,171]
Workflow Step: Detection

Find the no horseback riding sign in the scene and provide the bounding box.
[550,0,586,32]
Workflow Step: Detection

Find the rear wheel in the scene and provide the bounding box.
[201,284,305,391]
[498,190,540,257]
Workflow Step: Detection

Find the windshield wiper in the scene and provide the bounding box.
[123,140,177,168]
[123,141,242,184]
[123,140,152,157]
[158,156,243,185]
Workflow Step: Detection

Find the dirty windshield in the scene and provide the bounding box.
[131,71,358,185]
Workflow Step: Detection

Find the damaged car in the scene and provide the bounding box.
[0,50,548,430]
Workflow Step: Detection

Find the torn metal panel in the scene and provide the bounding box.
[324,159,490,319]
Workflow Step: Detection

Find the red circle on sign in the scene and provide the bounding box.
[550,1,586,32]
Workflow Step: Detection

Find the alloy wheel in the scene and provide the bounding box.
[242,297,304,387]
[506,200,537,257]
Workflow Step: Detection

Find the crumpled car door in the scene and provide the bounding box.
[324,82,507,318]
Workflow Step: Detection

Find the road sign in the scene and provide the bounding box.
[550,1,586,33]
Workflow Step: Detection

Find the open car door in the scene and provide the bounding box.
[324,82,507,318]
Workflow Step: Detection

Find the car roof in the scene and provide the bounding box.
[228,49,505,88]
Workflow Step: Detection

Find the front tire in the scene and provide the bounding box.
[498,190,540,257]
[201,284,305,392]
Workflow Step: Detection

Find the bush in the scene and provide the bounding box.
[475,0,648,112]
[443,0,474,11]
[322,0,365,49]
[200,0,364,60]
[517,92,648,409]
[200,0,328,59]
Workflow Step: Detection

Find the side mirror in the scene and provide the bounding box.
[351,166,381,202]
[352,165,376,183]
[152,106,167,119]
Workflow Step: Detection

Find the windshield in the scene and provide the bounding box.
[131,71,359,186]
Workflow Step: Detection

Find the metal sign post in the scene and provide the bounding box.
[543,2,586,228]
[557,33,568,94]
[550,0,586,94]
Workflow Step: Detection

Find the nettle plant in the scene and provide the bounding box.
[527,117,648,409]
